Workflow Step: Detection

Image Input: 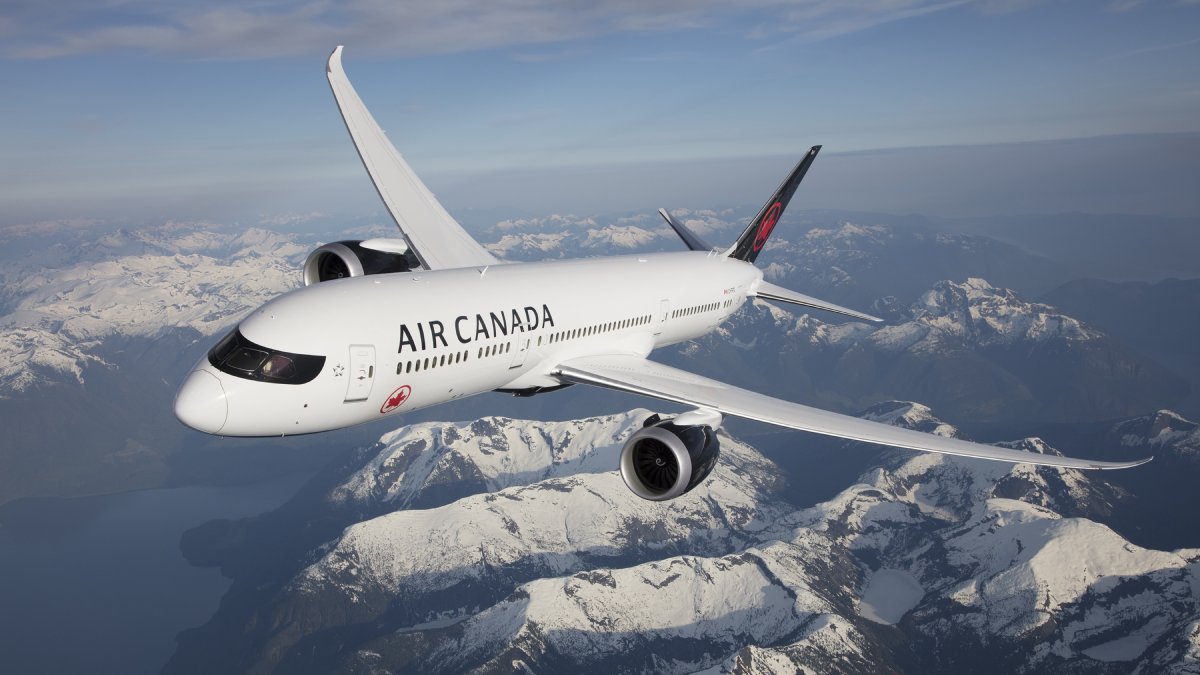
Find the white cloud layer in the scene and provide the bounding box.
[3,0,1048,60]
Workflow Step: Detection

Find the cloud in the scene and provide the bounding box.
[759,0,976,42]
[1106,34,1200,59]
[2,0,1051,61]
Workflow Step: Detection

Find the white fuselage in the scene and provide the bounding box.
[175,251,762,436]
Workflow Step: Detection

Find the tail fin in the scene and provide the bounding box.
[727,145,821,263]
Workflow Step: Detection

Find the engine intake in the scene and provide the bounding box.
[619,415,721,501]
[302,239,417,286]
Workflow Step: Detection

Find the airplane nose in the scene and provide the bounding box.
[175,369,228,434]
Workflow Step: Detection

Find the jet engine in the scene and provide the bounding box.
[302,238,418,286]
[619,412,722,501]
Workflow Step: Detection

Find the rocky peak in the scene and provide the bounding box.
[912,278,1101,346]
[324,411,652,512]
[1113,409,1200,457]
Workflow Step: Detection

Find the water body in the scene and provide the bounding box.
[0,474,312,675]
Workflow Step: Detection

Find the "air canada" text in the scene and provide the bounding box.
[398,304,556,353]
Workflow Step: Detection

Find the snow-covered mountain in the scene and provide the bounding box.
[1083,409,1200,554]
[325,412,651,512]
[1114,409,1199,457]
[483,212,685,260]
[0,222,319,503]
[0,224,306,395]
[167,406,1199,674]
[671,277,1186,426]
[756,218,1079,308]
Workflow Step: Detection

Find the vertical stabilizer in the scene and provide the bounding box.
[727,145,821,263]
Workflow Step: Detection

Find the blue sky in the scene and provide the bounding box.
[1,1,1198,226]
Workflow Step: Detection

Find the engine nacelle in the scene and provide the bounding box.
[619,415,721,501]
[302,239,417,286]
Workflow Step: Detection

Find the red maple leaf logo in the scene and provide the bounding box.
[380,385,412,414]
[753,202,782,252]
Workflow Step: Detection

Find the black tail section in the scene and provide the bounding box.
[728,145,821,263]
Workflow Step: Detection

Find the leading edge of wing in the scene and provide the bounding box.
[327,46,498,270]
[554,355,1152,470]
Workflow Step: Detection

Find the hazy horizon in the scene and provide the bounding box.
[2,131,1197,229]
[2,1,1198,227]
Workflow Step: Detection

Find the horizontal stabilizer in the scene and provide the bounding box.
[753,281,883,323]
[658,208,714,252]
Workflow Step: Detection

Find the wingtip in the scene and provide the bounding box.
[1095,455,1154,470]
[840,309,884,324]
[328,45,344,73]
[838,307,884,324]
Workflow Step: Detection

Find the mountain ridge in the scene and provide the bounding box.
[167,404,1198,674]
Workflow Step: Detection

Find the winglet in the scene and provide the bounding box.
[1091,454,1154,470]
[727,145,821,264]
[328,44,343,73]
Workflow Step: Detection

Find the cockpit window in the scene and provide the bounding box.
[225,347,268,373]
[207,329,325,385]
[261,354,297,380]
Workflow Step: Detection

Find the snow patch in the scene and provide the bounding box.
[859,568,925,625]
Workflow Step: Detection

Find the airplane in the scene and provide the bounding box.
[174,46,1150,501]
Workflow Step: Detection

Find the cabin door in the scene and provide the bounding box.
[345,344,376,402]
[509,337,530,369]
[654,299,670,335]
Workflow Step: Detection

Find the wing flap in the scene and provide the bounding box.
[327,46,497,270]
[554,354,1150,470]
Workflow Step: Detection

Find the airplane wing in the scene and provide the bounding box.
[326,46,499,270]
[553,354,1151,470]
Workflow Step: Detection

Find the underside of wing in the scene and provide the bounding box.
[554,354,1151,470]
[327,46,498,271]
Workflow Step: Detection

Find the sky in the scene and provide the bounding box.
[1,0,1198,226]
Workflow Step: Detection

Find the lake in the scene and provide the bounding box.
[0,474,312,675]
